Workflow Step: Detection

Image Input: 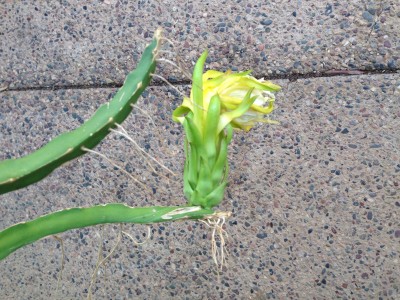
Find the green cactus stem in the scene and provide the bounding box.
[0,29,162,195]
[0,204,215,260]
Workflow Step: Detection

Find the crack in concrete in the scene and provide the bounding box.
[1,68,398,93]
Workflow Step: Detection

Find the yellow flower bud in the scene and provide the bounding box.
[173,51,281,209]
[173,53,281,132]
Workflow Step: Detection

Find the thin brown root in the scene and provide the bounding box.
[122,226,151,245]
[151,72,206,114]
[157,50,177,56]
[200,212,231,276]
[159,37,176,48]
[157,55,207,102]
[87,225,122,300]
[155,45,207,113]
[150,72,187,98]
[158,34,208,94]
[151,72,205,112]
[110,126,158,175]
[111,124,177,177]
[81,146,151,192]
[53,235,65,297]
[87,226,105,300]
[132,105,156,127]
[156,37,193,80]
[155,58,192,79]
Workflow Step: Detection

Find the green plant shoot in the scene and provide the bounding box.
[173,51,281,209]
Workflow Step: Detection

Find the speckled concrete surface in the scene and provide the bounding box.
[0,74,399,299]
[1,1,399,88]
[1,0,400,299]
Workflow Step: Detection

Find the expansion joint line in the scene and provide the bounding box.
[2,68,398,92]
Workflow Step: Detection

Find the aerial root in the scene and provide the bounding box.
[129,103,179,157]
[111,123,177,177]
[86,224,152,299]
[156,53,206,101]
[131,104,156,127]
[87,225,122,300]
[109,126,158,175]
[157,36,193,80]
[157,50,177,56]
[155,58,192,79]
[53,235,65,296]
[122,226,151,246]
[150,72,187,98]
[150,72,205,112]
[81,146,151,192]
[154,40,209,113]
[200,211,231,275]
[159,36,176,48]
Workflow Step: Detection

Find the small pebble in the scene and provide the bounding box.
[260,19,273,26]
[256,232,268,239]
[362,11,374,23]
[341,128,349,134]
[325,4,333,16]
[383,41,391,48]
[387,60,396,68]
[370,144,382,148]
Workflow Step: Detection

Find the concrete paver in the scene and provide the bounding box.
[0,73,399,299]
[1,1,398,88]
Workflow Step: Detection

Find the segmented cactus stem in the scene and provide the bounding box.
[0,29,162,195]
[0,204,215,260]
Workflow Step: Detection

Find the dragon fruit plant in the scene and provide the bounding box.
[0,30,281,262]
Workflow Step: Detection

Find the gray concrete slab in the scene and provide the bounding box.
[0,73,399,299]
[1,1,399,89]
